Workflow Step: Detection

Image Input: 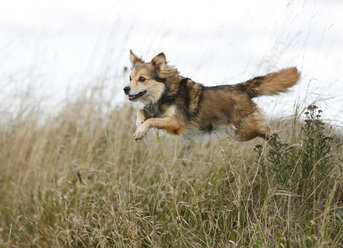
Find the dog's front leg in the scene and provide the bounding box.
[134,117,185,141]
[136,109,149,127]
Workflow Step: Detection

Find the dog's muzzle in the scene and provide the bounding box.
[128,90,147,101]
[123,86,147,101]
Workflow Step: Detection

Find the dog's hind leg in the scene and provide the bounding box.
[235,109,272,141]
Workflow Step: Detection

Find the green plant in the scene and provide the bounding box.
[257,105,334,197]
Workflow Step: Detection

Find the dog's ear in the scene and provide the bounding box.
[151,52,167,70]
[130,50,143,66]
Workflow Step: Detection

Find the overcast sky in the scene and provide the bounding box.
[0,0,342,125]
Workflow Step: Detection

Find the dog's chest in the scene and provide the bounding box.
[143,103,167,118]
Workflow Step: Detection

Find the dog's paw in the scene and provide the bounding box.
[134,122,149,141]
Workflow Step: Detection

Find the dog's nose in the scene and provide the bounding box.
[123,86,131,95]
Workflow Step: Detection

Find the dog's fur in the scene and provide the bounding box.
[124,50,300,141]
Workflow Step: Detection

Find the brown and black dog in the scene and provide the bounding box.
[124,50,300,141]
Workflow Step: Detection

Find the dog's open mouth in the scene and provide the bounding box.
[128,90,147,101]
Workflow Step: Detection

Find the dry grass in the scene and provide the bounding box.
[0,84,342,248]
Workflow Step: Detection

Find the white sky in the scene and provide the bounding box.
[0,0,343,126]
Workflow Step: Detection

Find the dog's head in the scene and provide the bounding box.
[124,50,178,104]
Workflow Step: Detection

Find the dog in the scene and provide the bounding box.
[124,50,300,141]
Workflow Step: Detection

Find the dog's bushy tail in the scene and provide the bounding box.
[241,67,300,98]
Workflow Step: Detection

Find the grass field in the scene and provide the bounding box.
[0,84,342,247]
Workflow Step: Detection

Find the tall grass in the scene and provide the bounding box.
[0,84,342,247]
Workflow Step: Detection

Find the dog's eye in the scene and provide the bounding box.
[138,77,146,82]
[129,76,132,81]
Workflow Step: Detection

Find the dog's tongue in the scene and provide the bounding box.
[129,95,135,99]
